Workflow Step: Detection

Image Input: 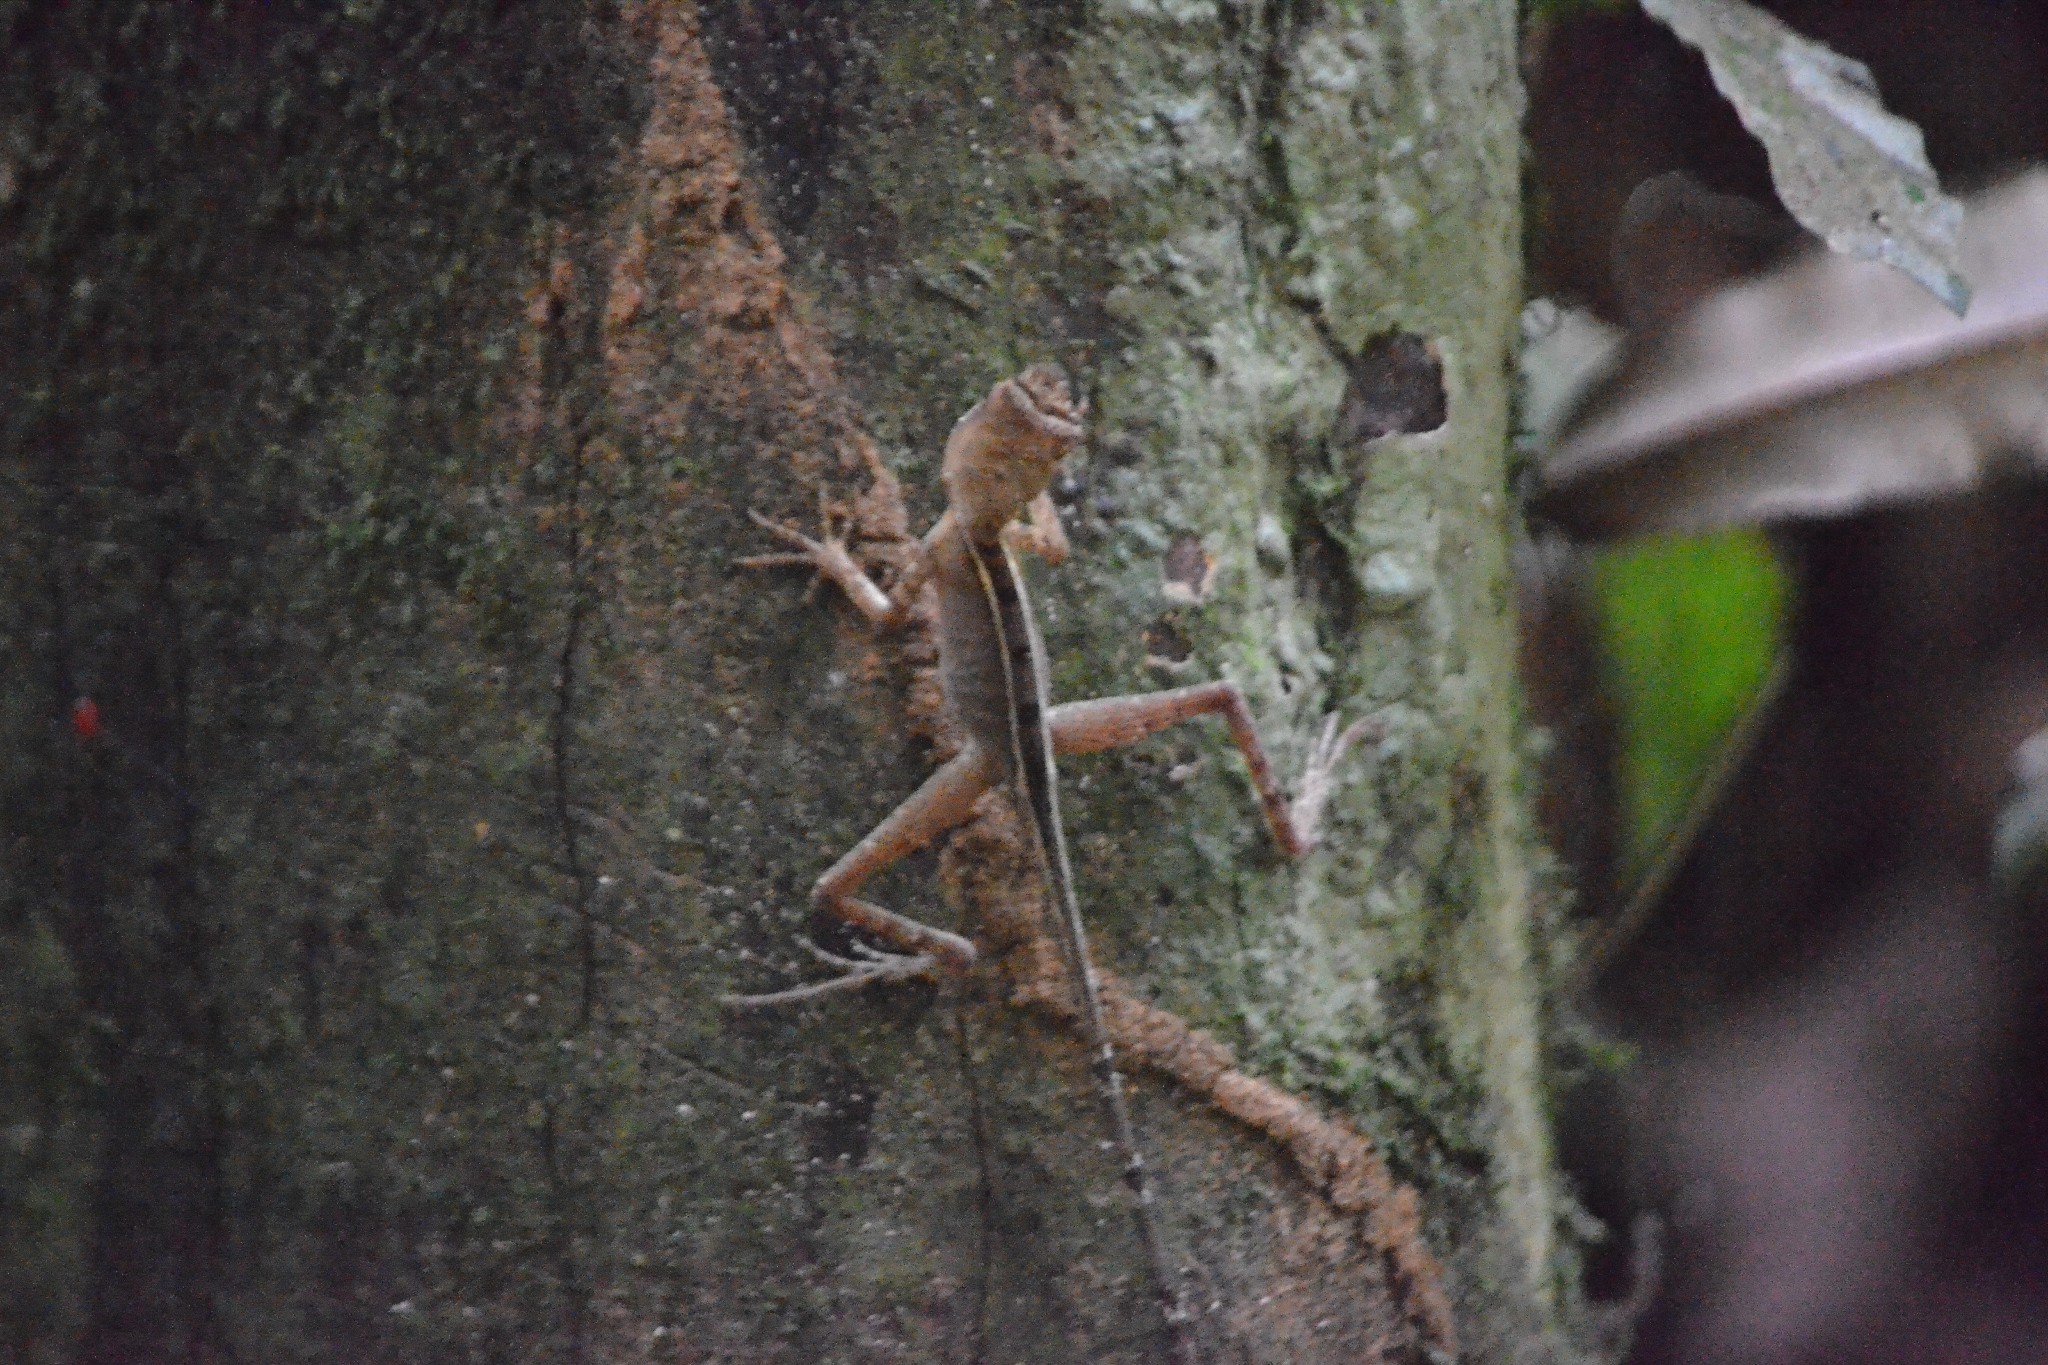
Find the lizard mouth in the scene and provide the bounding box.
[1011,363,1087,441]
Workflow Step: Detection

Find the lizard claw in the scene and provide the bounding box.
[740,505,836,557]
[1286,712,1385,852]
[736,503,839,587]
[719,937,939,1009]
[735,499,879,610]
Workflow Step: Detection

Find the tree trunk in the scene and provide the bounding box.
[0,2,1578,1361]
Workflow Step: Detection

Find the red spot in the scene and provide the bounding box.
[70,697,103,742]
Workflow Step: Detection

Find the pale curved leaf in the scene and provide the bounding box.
[1641,0,1969,314]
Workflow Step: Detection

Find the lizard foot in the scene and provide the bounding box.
[720,938,939,1010]
[735,493,869,602]
[736,495,903,623]
[1287,712,1386,852]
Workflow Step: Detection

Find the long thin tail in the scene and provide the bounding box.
[1036,796,1199,1365]
[969,537,1197,1362]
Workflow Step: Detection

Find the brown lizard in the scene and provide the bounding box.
[730,364,1374,1361]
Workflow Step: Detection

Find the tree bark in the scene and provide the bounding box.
[0,2,1578,1361]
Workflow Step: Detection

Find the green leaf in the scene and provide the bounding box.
[1641,0,1970,314]
[1592,527,1788,875]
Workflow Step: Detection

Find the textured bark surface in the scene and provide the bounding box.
[0,2,1580,1361]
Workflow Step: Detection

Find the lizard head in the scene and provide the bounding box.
[942,364,1087,544]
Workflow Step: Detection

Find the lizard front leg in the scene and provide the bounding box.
[1049,683,1380,858]
[737,498,932,627]
[1001,489,1069,566]
[721,744,998,1007]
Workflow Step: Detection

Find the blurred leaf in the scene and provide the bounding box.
[1610,172,1797,330]
[1517,299,1623,452]
[1592,528,1788,875]
[1640,0,1968,313]
[1994,728,2048,901]
[1542,172,2048,539]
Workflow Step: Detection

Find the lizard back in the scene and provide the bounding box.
[931,523,1050,781]
[961,536,1060,859]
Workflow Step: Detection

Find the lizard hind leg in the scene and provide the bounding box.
[721,745,999,1008]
